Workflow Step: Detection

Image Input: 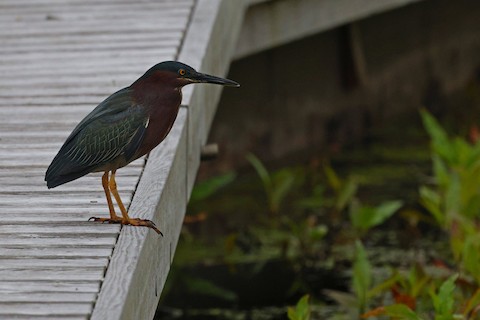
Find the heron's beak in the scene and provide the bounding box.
[191,72,240,87]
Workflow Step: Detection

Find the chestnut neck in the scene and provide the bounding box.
[130,70,184,109]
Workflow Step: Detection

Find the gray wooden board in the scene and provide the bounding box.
[235,0,424,59]
[0,0,194,318]
[0,303,93,316]
[0,280,100,292]
[0,247,114,258]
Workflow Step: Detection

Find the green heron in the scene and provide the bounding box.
[45,61,239,235]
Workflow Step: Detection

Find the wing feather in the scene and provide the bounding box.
[45,88,149,188]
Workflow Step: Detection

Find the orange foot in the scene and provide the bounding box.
[88,216,163,236]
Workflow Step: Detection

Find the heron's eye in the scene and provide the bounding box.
[179,69,186,76]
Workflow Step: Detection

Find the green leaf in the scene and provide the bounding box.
[297,185,325,209]
[287,294,311,320]
[420,109,453,163]
[384,304,424,320]
[371,200,403,226]
[270,169,297,212]
[431,274,458,320]
[408,264,430,298]
[462,234,480,282]
[351,201,402,232]
[432,155,450,188]
[367,271,402,298]
[336,178,358,211]
[324,164,341,192]
[190,172,236,202]
[353,240,372,311]
[444,173,461,222]
[246,153,272,193]
[309,225,328,241]
[419,186,444,226]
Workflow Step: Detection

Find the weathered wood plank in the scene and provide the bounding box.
[0,216,110,223]
[0,236,117,246]
[235,0,424,59]
[0,19,188,37]
[0,167,141,176]
[0,0,191,6]
[0,39,180,57]
[0,85,135,99]
[0,1,192,12]
[0,247,113,258]
[0,157,143,167]
[0,8,190,24]
[0,195,129,207]
[0,316,86,320]
[0,316,87,320]
[0,33,183,54]
[0,303,93,316]
[0,58,174,77]
[0,224,119,234]
[0,280,100,293]
[0,292,96,303]
[0,268,105,281]
[0,77,130,89]
[0,185,136,194]
[0,48,176,65]
[0,258,108,268]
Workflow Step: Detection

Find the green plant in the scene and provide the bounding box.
[353,240,373,313]
[349,199,403,236]
[419,110,480,283]
[288,294,311,320]
[323,164,403,236]
[420,110,480,225]
[324,164,358,212]
[190,172,237,203]
[429,274,458,320]
[187,172,237,220]
[247,153,301,216]
[363,274,466,320]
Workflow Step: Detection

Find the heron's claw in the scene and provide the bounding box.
[88,216,163,236]
[128,218,163,236]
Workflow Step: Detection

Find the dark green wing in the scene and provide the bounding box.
[45,87,149,188]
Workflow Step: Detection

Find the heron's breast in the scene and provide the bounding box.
[136,102,181,157]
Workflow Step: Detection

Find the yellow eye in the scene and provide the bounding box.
[179,69,186,76]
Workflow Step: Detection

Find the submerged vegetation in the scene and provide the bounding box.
[157,110,480,319]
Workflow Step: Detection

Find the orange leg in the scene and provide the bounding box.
[89,171,121,223]
[89,170,162,236]
[108,170,129,220]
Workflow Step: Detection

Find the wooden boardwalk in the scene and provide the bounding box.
[0,0,244,319]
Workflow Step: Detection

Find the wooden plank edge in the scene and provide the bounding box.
[178,0,247,197]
